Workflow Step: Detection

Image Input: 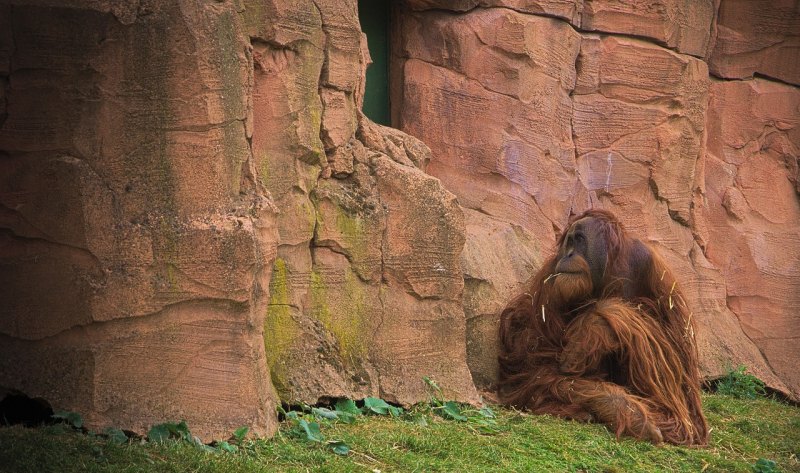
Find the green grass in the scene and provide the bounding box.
[1,394,798,472]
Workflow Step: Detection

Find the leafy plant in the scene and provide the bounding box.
[213,425,251,454]
[215,441,238,453]
[291,418,324,442]
[279,405,350,456]
[311,403,359,423]
[752,458,778,473]
[334,398,361,421]
[232,426,249,443]
[3,393,799,472]
[329,440,350,455]
[716,365,767,399]
[102,427,128,445]
[362,397,403,417]
[51,411,83,430]
[278,395,406,456]
[148,420,191,443]
[422,377,501,434]
[147,421,215,453]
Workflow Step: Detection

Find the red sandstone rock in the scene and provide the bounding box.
[397,8,580,387]
[698,79,800,399]
[405,0,481,12]
[397,4,799,400]
[462,209,547,387]
[399,8,580,227]
[250,0,478,405]
[581,0,715,57]
[708,0,800,86]
[405,0,582,25]
[573,35,709,225]
[0,1,280,440]
[396,8,718,388]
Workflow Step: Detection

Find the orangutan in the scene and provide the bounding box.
[497,209,708,445]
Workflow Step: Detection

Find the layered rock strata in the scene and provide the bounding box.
[246,0,477,406]
[0,0,478,440]
[395,0,799,400]
[0,1,280,439]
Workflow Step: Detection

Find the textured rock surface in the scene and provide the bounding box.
[405,0,583,25]
[396,8,581,386]
[708,0,800,86]
[581,0,715,57]
[249,0,477,406]
[0,0,480,437]
[0,1,280,439]
[395,2,799,399]
[573,35,709,225]
[698,78,800,396]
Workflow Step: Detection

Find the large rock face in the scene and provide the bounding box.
[0,0,797,441]
[708,0,800,86]
[0,0,478,439]
[581,0,715,57]
[699,78,800,396]
[394,1,799,400]
[246,0,477,406]
[0,2,280,439]
[396,8,580,385]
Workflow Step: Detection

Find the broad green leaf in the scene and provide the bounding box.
[362,397,404,416]
[315,403,357,424]
[217,441,238,453]
[753,458,778,473]
[102,427,128,444]
[175,421,192,441]
[232,426,249,443]
[52,411,83,429]
[329,440,350,456]
[298,419,323,443]
[147,424,171,443]
[312,407,340,420]
[362,397,389,415]
[440,401,467,422]
[334,399,361,416]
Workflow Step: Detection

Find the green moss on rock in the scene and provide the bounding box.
[309,267,368,365]
[264,258,297,397]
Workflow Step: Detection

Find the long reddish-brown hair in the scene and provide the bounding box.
[498,209,708,445]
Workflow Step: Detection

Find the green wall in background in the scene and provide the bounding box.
[358,0,390,126]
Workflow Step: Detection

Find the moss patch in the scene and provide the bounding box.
[309,267,369,365]
[333,206,369,264]
[263,258,297,397]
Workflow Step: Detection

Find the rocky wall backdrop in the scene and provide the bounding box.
[0,0,797,440]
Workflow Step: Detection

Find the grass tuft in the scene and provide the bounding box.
[714,365,768,400]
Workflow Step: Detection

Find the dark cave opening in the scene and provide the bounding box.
[0,391,54,427]
[357,0,391,126]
